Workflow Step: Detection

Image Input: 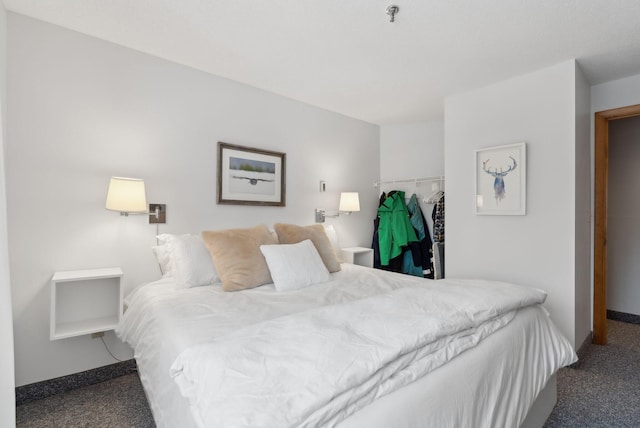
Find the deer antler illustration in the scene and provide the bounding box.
[482,156,517,202]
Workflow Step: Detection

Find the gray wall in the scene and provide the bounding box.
[7,13,380,386]
[591,72,640,324]
[607,116,640,315]
[574,63,592,348]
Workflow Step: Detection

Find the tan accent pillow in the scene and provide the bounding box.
[273,223,341,273]
[202,224,278,292]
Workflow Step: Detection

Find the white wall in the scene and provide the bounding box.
[591,73,640,113]
[7,14,380,386]
[574,63,592,346]
[444,60,590,348]
[379,121,444,180]
[0,4,16,427]
[607,116,640,315]
[379,121,444,238]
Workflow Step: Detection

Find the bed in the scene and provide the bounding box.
[116,224,576,428]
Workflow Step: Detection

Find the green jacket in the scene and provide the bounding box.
[377,191,418,266]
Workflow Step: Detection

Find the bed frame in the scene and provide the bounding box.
[521,375,557,428]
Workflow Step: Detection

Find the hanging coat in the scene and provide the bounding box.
[377,191,418,266]
[431,192,445,278]
[432,193,445,243]
[404,194,434,278]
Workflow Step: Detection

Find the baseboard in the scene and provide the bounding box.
[607,309,640,325]
[15,359,136,406]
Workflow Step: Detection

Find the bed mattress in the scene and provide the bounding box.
[117,263,576,428]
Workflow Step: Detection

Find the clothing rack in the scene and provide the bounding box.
[373,176,444,188]
[372,176,445,279]
[374,176,444,204]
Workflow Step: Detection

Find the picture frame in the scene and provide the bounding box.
[475,142,526,215]
[217,142,286,206]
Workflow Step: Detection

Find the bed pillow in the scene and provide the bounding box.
[260,239,332,292]
[152,245,174,278]
[202,224,278,292]
[274,223,341,272]
[322,224,341,261]
[157,234,220,288]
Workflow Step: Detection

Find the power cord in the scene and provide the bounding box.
[98,335,127,363]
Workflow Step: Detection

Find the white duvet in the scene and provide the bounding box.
[117,264,576,428]
[169,279,545,428]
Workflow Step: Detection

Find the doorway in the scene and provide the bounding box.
[593,103,640,345]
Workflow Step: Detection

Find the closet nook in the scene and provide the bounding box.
[372,177,444,279]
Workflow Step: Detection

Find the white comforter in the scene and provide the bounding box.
[169,279,546,428]
[117,264,576,428]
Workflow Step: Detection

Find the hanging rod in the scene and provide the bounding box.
[373,176,444,188]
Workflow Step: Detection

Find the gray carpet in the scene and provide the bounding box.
[16,319,640,427]
[16,371,155,428]
[544,319,640,427]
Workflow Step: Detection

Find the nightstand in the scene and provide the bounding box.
[50,267,123,340]
[341,247,374,268]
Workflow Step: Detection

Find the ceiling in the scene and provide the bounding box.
[5,0,640,125]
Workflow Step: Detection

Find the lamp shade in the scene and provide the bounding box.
[105,177,148,213]
[339,192,360,212]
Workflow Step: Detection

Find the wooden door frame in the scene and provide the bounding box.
[593,103,640,345]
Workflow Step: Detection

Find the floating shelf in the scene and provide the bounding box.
[341,247,374,268]
[50,268,123,340]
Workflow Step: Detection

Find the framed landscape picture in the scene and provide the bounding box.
[475,142,526,215]
[217,142,286,206]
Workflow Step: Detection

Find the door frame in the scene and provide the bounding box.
[593,103,640,345]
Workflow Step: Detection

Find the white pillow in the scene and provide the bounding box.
[322,224,341,260]
[157,234,220,287]
[152,245,174,278]
[260,239,332,292]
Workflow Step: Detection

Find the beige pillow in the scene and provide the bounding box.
[202,224,278,291]
[273,223,341,273]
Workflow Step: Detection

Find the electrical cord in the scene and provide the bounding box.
[100,336,127,363]
[98,224,165,363]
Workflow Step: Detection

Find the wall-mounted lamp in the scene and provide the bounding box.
[315,192,360,223]
[338,192,361,213]
[105,177,166,223]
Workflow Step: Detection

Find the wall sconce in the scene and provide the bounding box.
[105,177,166,223]
[315,192,360,223]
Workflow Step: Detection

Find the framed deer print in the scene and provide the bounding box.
[475,142,526,215]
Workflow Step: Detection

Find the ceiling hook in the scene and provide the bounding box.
[386,5,399,23]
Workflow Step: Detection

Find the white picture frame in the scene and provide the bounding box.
[475,142,526,215]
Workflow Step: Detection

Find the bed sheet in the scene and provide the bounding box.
[116,264,575,428]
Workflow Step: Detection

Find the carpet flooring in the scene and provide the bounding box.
[16,371,154,428]
[16,319,640,427]
[544,319,640,427]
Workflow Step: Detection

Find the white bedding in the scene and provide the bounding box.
[117,264,576,428]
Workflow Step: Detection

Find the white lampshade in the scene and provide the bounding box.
[339,192,360,213]
[105,177,148,214]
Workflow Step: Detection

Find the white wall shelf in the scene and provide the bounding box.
[50,267,123,340]
[341,247,374,268]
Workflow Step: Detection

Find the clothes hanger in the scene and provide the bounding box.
[425,190,444,204]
